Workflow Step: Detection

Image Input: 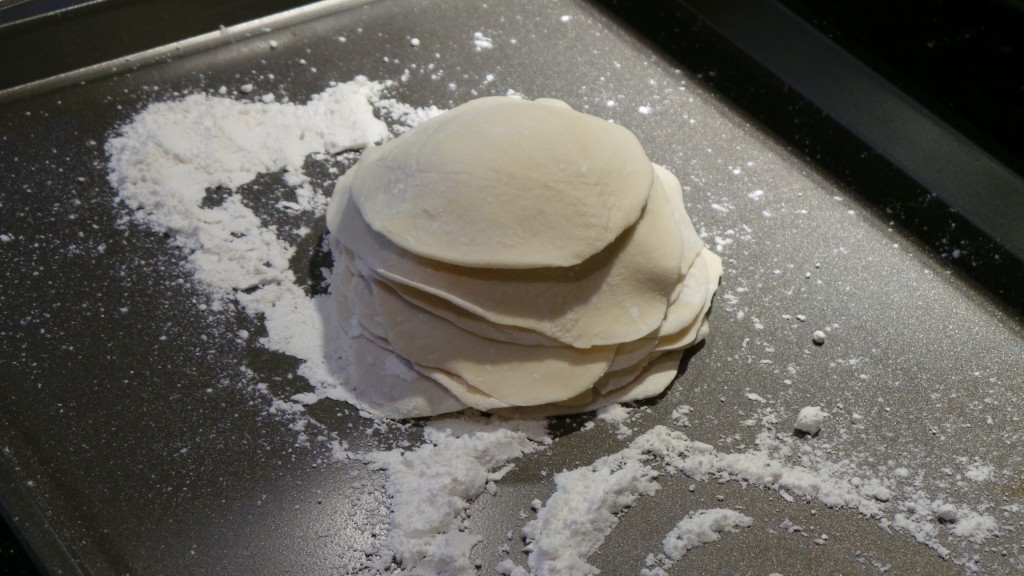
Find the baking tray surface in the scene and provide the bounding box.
[1,0,1022,574]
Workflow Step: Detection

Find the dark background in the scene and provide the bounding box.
[1,521,37,576]
[778,0,1024,177]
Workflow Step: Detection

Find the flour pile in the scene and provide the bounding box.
[644,508,754,575]
[359,418,550,573]
[108,77,389,293]
[106,76,445,417]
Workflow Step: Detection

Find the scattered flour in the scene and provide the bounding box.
[107,76,389,293]
[359,418,550,574]
[510,423,1002,575]
[520,431,664,576]
[106,76,443,420]
[794,406,828,435]
[472,31,495,51]
[495,558,530,576]
[964,462,995,483]
[641,509,753,576]
[670,404,693,427]
[596,404,634,439]
[105,78,1015,576]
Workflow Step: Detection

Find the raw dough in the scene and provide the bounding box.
[344,97,655,269]
[326,96,722,417]
[333,283,467,418]
[369,276,618,406]
[331,169,683,347]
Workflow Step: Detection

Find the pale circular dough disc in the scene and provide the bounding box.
[343,333,469,418]
[332,272,467,418]
[416,367,520,412]
[330,172,683,348]
[607,333,659,373]
[346,246,562,347]
[346,96,655,269]
[594,356,653,395]
[368,279,618,406]
[334,259,517,413]
[601,349,684,404]
[331,249,388,340]
[658,249,712,337]
[654,163,705,298]
[655,249,723,352]
[335,243,618,409]
[493,349,684,419]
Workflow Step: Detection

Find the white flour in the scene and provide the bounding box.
[793,405,828,435]
[107,77,445,419]
[108,76,388,293]
[512,423,1001,575]
[642,508,753,576]
[521,434,662,576]
[105,79,1016,575]
[359,418,550,575]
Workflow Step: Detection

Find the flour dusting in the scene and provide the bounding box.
[104,75,1020,575]
[106,77,443,418]
[108,76,388,292]
[358,418,550,574]
[641,509,753,576]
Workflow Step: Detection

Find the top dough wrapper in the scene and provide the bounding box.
[346,96,655,269]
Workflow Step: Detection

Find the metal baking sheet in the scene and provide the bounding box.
[1,0,1022,574]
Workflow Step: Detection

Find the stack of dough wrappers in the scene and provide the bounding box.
[326,97,722,418]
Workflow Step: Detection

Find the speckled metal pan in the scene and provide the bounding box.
[1,0,1022,574]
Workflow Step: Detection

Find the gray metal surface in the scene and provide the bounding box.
[1,0,1022,574]
[683,0,1024,264]
[0,0,314,87]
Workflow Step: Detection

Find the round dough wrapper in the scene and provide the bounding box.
[345,333,468,418]
[595,339,675,396]
[330,172,683,348]
[332,276,467,418]
[419,364,528,409]
[533,98,573,109]
[594,357,653,395]
[335,261,516,414]
[347,247,562,347]
[607,333,659,373]
[347,96,655,269]
[658,249,712,337]
[331,250,388,341]
[602,349,684,404]
[368,279,618,406]
[493,349,684,419]
[655,249,723,352]
[654,163,705,298]
[417,367,523,412]
[325,169,354,236]
[336,253,583,410]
